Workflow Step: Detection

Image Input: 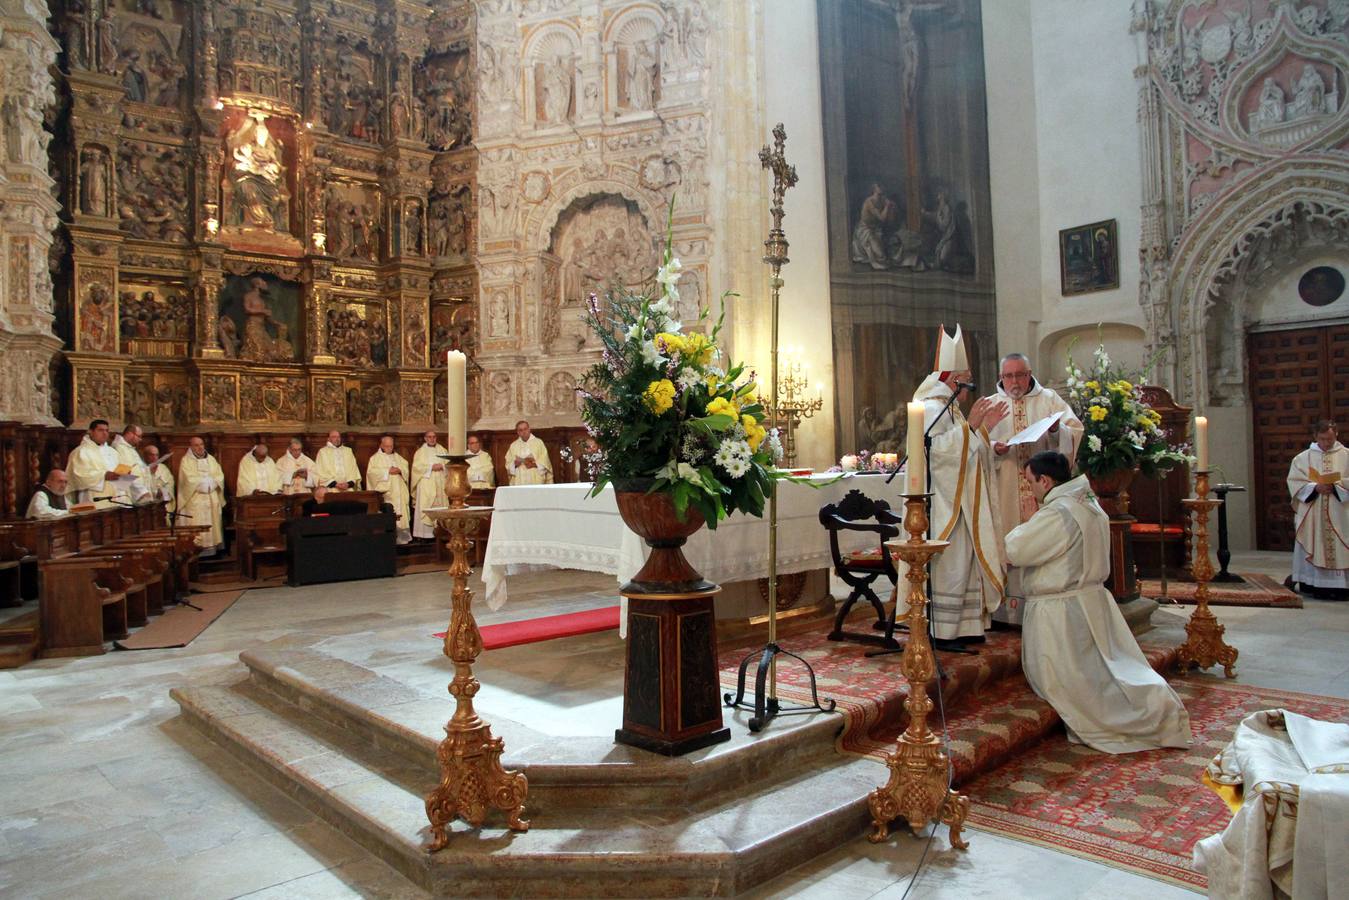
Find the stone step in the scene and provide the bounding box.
[239,645,844,808]
[172,682,880,898]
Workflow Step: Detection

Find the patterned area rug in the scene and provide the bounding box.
[962,679,1349,889]
[1140,572,1303,608]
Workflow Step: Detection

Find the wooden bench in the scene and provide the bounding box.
[39,556,131,656]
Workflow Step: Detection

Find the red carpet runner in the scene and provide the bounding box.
[435,606,621,649]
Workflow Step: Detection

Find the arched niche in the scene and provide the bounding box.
[1038,323,1148,390]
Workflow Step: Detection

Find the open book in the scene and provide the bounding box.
[1309,465,1342,486]
[112,463,134,477]
[1005,412,1065,447]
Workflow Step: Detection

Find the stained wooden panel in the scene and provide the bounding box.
[1248,324,1349,551]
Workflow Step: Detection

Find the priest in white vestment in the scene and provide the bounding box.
[467,434,496,488]
[142,443,176,525]
[906,325,1008,648]
[505,420,552,485]
[1287,420,1349,598]
[178,436,226,553]
[367,435,412,544]
[277,438,317,494]
[111,424,152,504]
[26,470,70,519]
[237,442,283,495]
[316,430,361,490]
[1007,450,1191,753]
[411,430,447,540]
[65,419,125,508]
[986,353,1084,625]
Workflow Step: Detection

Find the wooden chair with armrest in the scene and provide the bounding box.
[819,489,903,649]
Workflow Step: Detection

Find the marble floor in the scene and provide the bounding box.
[1,551,1346,899]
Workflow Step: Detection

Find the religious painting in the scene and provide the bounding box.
[818,0,998,454]
[118,282,192,356]
[1058,219,1119,296]
[217,273,300,363]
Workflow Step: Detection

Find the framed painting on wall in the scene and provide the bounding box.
[1059,218,1119,296]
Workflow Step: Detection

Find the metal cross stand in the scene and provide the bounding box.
[725,124,835,731]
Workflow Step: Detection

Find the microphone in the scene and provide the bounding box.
[956,381,976,392]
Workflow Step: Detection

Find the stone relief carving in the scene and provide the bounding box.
[323,39,383,144]
[536,53,575,125]
[487,371,513,416]
[116,15,186,107]
[546,371,578,413]
[346,383,389,426]
[117,140,189,241]
[313,377,347,421]
[76,369,120,421]
[240,376,308,422]
[402,379,434,423]
[124,376,154,425]
[429,182,472,262]
[154,379,189,424]
[419,51,472,150]
[325,182,383,262]
[202,375,238,420]
[327,303,388,367]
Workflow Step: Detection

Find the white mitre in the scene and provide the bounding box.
[913,323,969,401]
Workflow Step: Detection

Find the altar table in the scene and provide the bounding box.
[481,474,904,617]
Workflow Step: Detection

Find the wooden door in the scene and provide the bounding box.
[1248,324,1349,550]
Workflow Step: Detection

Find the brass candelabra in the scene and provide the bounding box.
[423,455,529,851]
[767,358,823,468]
[868,493,969,849]
[1176,470,1238,677]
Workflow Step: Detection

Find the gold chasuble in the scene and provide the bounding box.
[504,436,552,485]
[367,450,412,544]
[316,443,362,489]
[177,451,226,551]
[411,443,447,540]
[1288,441,1349,589]
[237,453,283,495]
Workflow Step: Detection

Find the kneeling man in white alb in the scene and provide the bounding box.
[1006,451,1191,753]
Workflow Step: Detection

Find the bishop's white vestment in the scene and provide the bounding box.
[367,450,411,544]
[177,451,226,551]
[237,453,283,495]
[986,380,1083,624]
[411,443,447,540]
[1006,474,1191,753]
[505,436,552,485]
[316,443,362,489]
[1287,441,1349,590]
[277,452,317,494]
[65,435,122,508]
[904,379,1005,639]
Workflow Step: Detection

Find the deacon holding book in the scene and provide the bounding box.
[411,430,447,541]
[985,353,1083,624]
[1287,420,1349,599]
[277,438,317,494]
[237,441,283,495]
[1007,451,1191,752]
[316,430,361,490]
[367,434,412,544]
[142,443,176,525]
[505,420,552,485]
[65,419,125,508]
[907,325,1008,649]
[111,424,152,504]
[178,436,226,554]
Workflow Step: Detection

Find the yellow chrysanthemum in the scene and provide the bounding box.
[643,379,675,414]
[1085,380,1100,392]
[654,332,686,355]
[1089,406,1108,422]
[705,396,737,419]
[742,415,767,451]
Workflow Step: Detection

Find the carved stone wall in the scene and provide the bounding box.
[1133,0,1349,406]
[0,0,63,425]
[473,0,715,429]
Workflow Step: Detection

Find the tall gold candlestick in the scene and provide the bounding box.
[868,493,969,849]
[1176,471,1238,677]
[423,457,529,851]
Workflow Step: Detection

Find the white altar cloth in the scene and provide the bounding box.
[481,474,903,610]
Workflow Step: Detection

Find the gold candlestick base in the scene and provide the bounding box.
[423,460,529,851]
[1177,471,1238,678]
[868,494,970,850]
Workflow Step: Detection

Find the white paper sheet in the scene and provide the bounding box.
[1006,411,1065,446]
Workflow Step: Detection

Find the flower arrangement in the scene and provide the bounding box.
[1064,339,1193,478]
[579,210,786,528]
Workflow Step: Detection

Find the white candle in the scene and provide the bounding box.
[906,402,925,494]
[1194,415,1208,472]
[447,350,467,454]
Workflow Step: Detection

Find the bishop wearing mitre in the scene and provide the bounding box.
[505,420,552,485]
[237,441,283,495]
[467,434,496,488]
[316,429,361,490]
[1288,419,1349,599]
[277,438,317,494]
[985,352,1083,625]
[411,430,447,541]
[906,325,1008,649]
[367,434,412,544]
[142,443,176,525]
[178,436,226,554]
[66,419,123,508]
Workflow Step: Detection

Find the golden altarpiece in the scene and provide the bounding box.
[51,0,476,433]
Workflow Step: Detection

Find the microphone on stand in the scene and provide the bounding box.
[956,381,977,392]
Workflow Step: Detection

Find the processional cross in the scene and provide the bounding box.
[759,122,798,269]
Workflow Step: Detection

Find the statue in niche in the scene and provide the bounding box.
[151,51,186,106]
[1254,77,1285,129]
[96,8,117,75]
[488,290,510,337]
[430,203,450,257]
[547,372,577,413]
[1290,64,1330,120]
[488,372,513,416]
[226,111,290,232]
[79,147,110,216]
[539,54,574,124]
[523,372,542,413]
[405,312,427,363]
[624,41,658,110]
[405,201,424,256]
[121,49,149,102]
[237,277,294,361]
[390,90,409,139]
[553,197,655,304]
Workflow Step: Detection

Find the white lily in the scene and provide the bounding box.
[676,462,700,482]
[640,339,665,367]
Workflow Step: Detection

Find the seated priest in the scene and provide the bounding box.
[26,469,70,519]
[277,438,317,494]
[65,419,124,508]
[411,430,447,541]
[178,436,227,555]
[111,423,152,504]
[237,441,284,495]
[316,429,361,490]
[1287,419,1348,599]
[467,434,496,488]
[366,434,411,544]
[141,443,176,525]
[1006,451,1190,753]
[505,420,552,485]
